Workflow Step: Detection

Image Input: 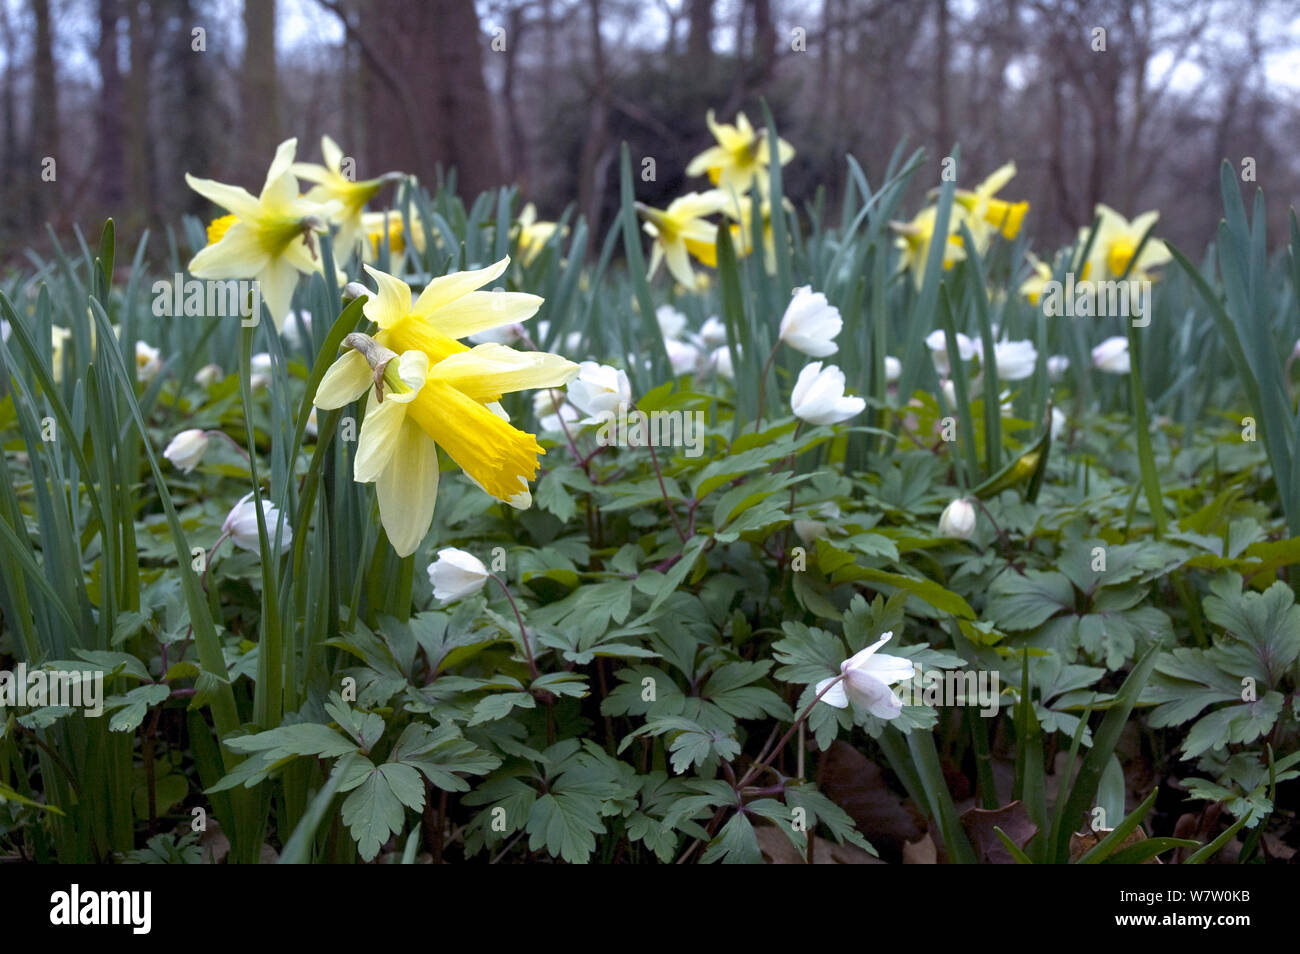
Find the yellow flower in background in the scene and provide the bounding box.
[516,203,567,266]
[891,205,966,290]
[686,110,794,198]
[1081,204,1171,281]
[721,195,792,276]
[1019,252,1053,305]
[313,263,578,556]
[292,136,398,264]
[954,162,1029,243]
[638,191,730,288]
[186,138,338,330]
[361,209,427,274]
[50,325,72,383]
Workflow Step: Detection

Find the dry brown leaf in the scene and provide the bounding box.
[960,801,1037,863]
[755,824,885,864]
[1068,825,1161,863]
[815,740,923,861]
[902,832,938,864]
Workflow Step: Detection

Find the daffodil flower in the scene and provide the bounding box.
[954,162,1029,243]
[292,136,397,265]
[637,191,730,288]
[686,110,794,198]
[516,203,567,266]
[1081,204,1171,281]
[314,263,577,556]
[891,205,966,290]
[361,209,427,274]
[720,195,789,274]
[186,138,339,330]
[1019,252,1054,304]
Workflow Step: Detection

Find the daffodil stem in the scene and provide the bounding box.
[490,573,538,680]
[753,341,781,427]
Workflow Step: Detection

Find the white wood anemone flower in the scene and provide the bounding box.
[186,138,340,330]
[815,633,915,721]
[314,264,578,556]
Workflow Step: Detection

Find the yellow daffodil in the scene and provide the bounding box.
[186,138,338,330]
[954,162,1029,243]
[361,209,427,274]
[637,191,730,288]
[1081,204,1171,281]
[292,136,399,264]
[720,195,793,275]
[686,110,794,198]
[1019,252,1054,305]
[516,203,567,266]
[891,206,966,290]
[313,262,577,556]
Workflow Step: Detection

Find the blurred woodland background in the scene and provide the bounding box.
[1,0,1298,262]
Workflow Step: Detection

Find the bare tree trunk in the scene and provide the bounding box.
[338,0,502,197]
[127,0,155,223]
[501,4,530,187]
[30,0,58,225]
[577,0,610,233]
[687,0,714,73]
[749,0,776,86]
[934,0,951,154]
[98,0,126,211]
[241,0,279,181]
[172,0,218,216]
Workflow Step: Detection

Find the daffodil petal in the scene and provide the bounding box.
[354,391,407,483]
[414,257,510,315]
[188,222,271,279]
[361,264,413,329]
[261,138,298,195]
[376,418,440,558]
[426,344,578,402]
[423,291,543,339]
[315,350,372,409]
[184,173,261,220]
[258,257,300,330]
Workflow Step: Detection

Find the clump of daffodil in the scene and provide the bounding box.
[515,203,567,266]
[954,162,1030,244]
[186,138,339,330]
[686,110,794,198]
[1080,204,1171,281]
[313,260,578,556]
[291,136,401,264]
[891,205,966,290]
[638,191,729,288]
[361,209,427,274]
